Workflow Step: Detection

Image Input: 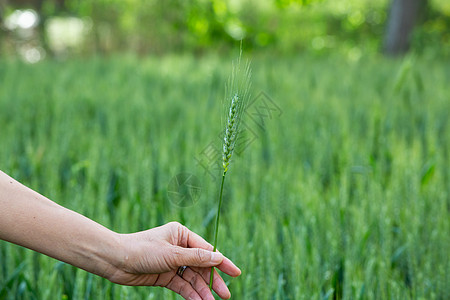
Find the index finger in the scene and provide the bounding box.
[187,230,214,251]
[186,229,241,277]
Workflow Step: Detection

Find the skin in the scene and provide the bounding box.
[0,170,241,300]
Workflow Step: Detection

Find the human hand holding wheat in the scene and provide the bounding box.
[0,171,240,300]
[109,222,241,300]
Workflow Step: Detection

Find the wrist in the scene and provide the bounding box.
[96,231,128,281]
[101,232,135,284]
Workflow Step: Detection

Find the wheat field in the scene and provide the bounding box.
[0,54,449,299]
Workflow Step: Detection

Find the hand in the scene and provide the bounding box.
[107,222,241,300]
[0,171,240,299]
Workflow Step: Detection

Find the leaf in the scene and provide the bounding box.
[420,162,435,187]
[0,262,26,299]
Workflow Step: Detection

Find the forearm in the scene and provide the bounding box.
[0,170,122,279]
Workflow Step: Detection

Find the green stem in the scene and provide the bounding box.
[210,171,226,290]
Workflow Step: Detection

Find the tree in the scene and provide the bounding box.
[383,0,428,56]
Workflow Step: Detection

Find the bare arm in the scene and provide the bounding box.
[0,170,240,300]
[0,170,120,278]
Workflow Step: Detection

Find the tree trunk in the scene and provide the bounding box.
[383,0,427,56]
[0,1,7,55]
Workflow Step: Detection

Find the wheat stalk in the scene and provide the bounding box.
[209,51,251,291]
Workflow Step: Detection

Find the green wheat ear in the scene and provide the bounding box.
[222,93,239,172]
[210,50,251,291]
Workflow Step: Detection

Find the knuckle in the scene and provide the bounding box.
[167,222,188,245]
[171,222,189,246]
[195,248,210,263]
[171,246,183,259]
[167,221,181,229]
[172,246,182,257]
[188,273,198,286]
[168,246,183,267]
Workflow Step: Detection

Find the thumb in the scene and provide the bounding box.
[172,247,224,268]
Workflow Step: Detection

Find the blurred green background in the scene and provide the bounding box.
[1,0,450,59]
[1,0,449,300]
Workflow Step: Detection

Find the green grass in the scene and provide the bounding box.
[0,53,449,299]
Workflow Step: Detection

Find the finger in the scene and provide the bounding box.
[182,267,215,300]
[216,256,241,277]
[172,246,224,268]
[177,224,240,276]
[184,230,241,277]
[152,272,176,287]
[165,275,202,300]
[184,230,241,278]
[187,230,214,251]
[191,267,231,299]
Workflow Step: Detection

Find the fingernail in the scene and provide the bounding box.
[211,252,223,263]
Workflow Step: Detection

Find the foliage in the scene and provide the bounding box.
[62,0,391,54]
[410,4,450,57]
[4,0,449,57]
[0,53,449,299]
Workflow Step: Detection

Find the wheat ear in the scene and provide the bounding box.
[209,53,251,291]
